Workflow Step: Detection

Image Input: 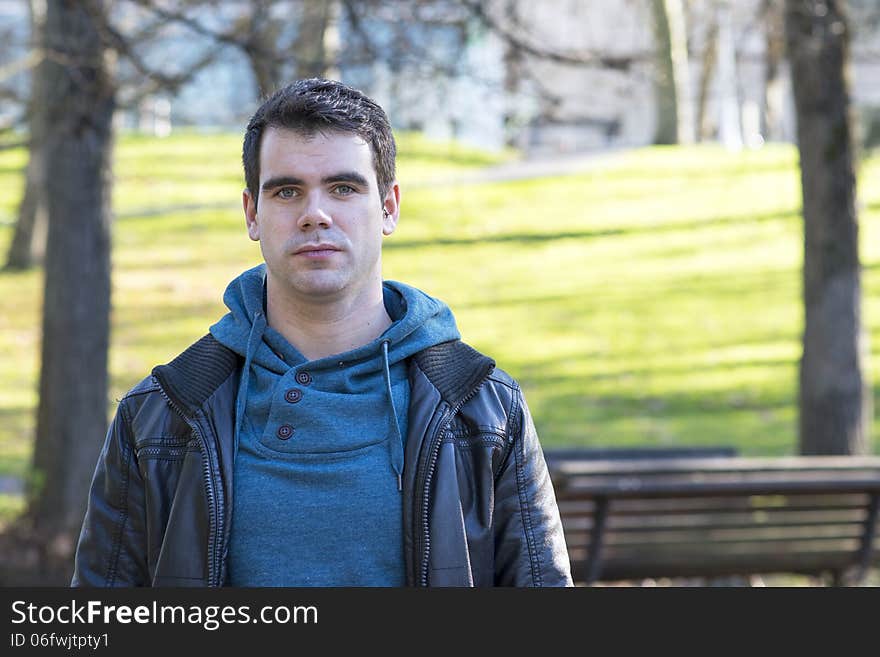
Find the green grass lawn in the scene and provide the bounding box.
[1,131,879,510]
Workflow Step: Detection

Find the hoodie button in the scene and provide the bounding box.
[284,388,303,403]
[276,424,294,440]
[295,371,312,385]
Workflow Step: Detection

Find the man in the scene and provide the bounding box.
[72,79,572,587]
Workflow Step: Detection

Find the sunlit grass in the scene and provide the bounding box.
[0,493,25,530]
[1,133,879,483]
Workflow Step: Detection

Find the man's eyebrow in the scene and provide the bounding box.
[261,176,304,191]
[260,172,371,192]
[322,172,370,187]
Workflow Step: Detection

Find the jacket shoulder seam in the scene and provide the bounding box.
[118,379,161,403]
[486,369,517,392]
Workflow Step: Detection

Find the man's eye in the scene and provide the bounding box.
[277,188,296,199]
[334,184,355,195]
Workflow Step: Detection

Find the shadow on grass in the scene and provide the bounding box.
[527,385,797,451]
[533,402,795,454]
[385,207,797,251]
[451,267,800,312]
[577,357,797,383]
[521,367,794,410]
[116,202,239,220]
[112,301,223,330]
[520,361,880,456]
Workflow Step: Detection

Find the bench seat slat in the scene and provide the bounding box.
[559,477,880,498]
[564,528,865,549]
[569,541,864,559]
[561,511,867,533]
[607,493,869,512]
[558,507,868,525]
[606,525,863,544]
[584,552,860,581]
[552,455,880,477]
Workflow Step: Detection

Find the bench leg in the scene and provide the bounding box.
[584,497,610,585]
[853,493,879,586]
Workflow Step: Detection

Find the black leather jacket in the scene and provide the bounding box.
[71,335,572,587]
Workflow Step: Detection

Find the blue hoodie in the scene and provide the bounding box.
[209,264,460,586]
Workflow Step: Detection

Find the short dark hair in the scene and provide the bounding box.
[243,78,397,206]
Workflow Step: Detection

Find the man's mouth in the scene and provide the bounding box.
[293,243,341,257]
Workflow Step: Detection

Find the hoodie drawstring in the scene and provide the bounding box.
[382,339,404,492]
[233,309,268,458]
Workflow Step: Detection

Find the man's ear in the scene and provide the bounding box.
[243,189,259,241]
[382,182,401,236]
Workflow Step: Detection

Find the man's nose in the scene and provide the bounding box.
[297,193,333,230]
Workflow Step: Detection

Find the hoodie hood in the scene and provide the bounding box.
[209,263,460,372]
[209,263,460,488]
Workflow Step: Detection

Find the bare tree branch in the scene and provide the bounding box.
[459,0,648,70]
[0,49,42,84]
[127,0,279,60]
[100,15,224,95]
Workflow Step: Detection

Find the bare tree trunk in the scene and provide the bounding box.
[246,45,282,97]
[666,0,694,144]
[716,0,742,149]
[294,0,332,79]
[651,0,693,144]
[4,0,48,271]
[5,142,47,270]
[762,0,786,142]
[19,0,115,583]
[785,0,871,455]
[651,0,677,144]
[696,13,718,142]
[319,0,341,80]
[502,0,524,148]
[236,1,282,97]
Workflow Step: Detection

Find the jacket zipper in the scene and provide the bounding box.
[157,386,222,587]
[137,446,189,459]
[417,380,493,586]
[417,408,448,586]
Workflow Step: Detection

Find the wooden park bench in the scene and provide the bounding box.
[544,451,880,586]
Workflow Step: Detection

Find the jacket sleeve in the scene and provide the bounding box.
[71,397,150,586]
[493,387,573,586]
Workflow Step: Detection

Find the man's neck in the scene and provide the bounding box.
[265,279,392,362]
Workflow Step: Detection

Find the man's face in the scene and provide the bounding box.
[244,127,399,305]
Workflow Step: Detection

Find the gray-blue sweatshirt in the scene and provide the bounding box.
[209,264,460,586]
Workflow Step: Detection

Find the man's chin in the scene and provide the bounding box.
[286,272,349,298]
[267,266,376,303]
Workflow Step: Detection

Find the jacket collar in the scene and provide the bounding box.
[153,334,495,419]
[411,340,495,409]
[152,334,240,417]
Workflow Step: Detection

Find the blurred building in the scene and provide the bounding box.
[5,0,880,155]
